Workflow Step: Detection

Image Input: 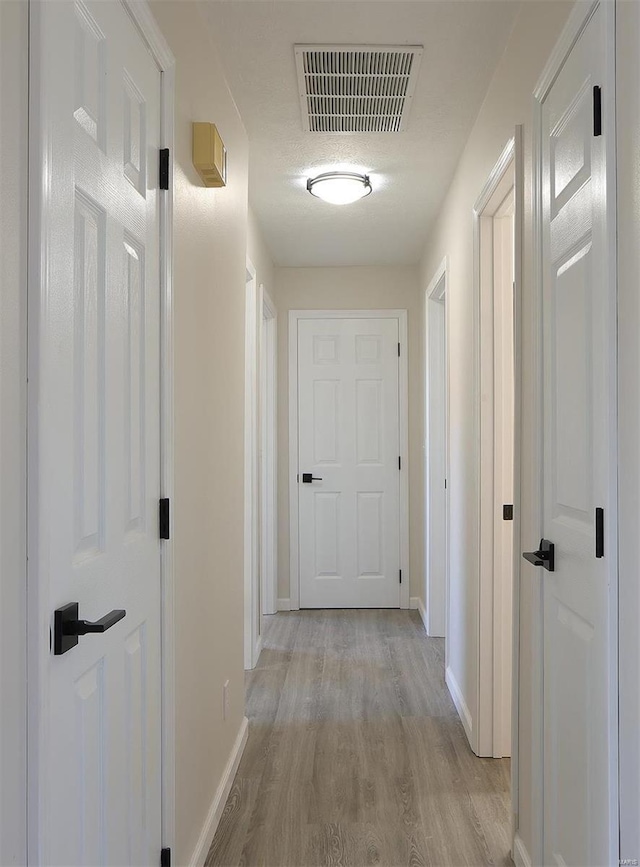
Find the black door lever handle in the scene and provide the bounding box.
[65,609,126,636]
[522,539,555,572]
[54,602,126,655]
[302,473,323,483]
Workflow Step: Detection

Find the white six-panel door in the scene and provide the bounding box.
[539,4,616,863]
[31,1,163,863]
[297,317,401,608]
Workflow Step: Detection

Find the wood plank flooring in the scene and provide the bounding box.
[206,610,512,867]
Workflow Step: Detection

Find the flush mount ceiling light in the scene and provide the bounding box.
[306,171,372,205]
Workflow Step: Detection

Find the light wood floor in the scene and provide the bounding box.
[206,610,512,867]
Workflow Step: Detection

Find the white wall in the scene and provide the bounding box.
[418,1,571,858]
[150,4,249,863]
[0,2,28,864]
[274,265,422,605]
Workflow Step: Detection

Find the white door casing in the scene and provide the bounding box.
[617,0,640,860]
[28,1,169,863]
[536,2,618,863]
[0,2,29,863]
[244,261,261,669]
[492,188,515,760]
[425,261,448,638]
[260,289,278,617]
[292,312,408,609]
[510,123,524,849]
[474,138,517,760]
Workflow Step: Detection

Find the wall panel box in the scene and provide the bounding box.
[192,122,227,188]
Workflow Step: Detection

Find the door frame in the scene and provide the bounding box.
[617,2,640,861]
[26,1,176,858]
[473,134,522,760]
[244,259,261,668]
[528,1,617,862]
[260,288,278,616]
[288,309,410,611]
[0,2,29,862]
[424,258,449,638]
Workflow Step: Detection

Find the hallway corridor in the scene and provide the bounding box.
[206,611,511,867]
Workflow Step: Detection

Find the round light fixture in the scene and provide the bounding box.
[306,171,372,205]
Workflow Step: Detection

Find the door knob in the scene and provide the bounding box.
[54,602,126,655]
[522,539,555,572]
[301,473,323,483]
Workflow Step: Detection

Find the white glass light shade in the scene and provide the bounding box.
[306,171,372,205]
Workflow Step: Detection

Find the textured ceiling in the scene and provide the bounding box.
[202,1,521,267]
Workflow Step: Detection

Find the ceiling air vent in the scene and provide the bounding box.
[294,45,423,133]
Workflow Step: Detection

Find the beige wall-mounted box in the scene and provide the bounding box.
[192,122,227,188]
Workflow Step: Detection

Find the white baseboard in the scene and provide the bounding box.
[245,636,264,671]
[277,598,291,611]
[512,832,532,867]
[445,665,474,746]
[252,635,263,669]
[189,716,249,867]
[410,596,428,632]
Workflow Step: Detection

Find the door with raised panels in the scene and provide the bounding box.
[538,4,616,863]
[31,1,163,863]
[297,317,401,608]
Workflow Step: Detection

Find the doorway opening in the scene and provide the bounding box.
[474,136,519,759]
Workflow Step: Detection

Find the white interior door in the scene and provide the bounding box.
[539,5,616,863]
[298,317,401,608]
[31,1,163,863]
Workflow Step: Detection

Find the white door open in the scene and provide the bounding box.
[30,2,163,863]
[538,4,616,863]
[297,317,401,608]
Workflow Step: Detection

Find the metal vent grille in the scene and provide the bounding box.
[295,45,423,133]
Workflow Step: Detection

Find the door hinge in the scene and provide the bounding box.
[398,456,402,471]
[503,504,514,521]
[595,507,604,558]
[444,478,447,490]
[399,569,402,584]
[398,342,401,357]
[159,148,170,190]
[160,848,171,867]
[593,86,602,136]
[159,498,170,540]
